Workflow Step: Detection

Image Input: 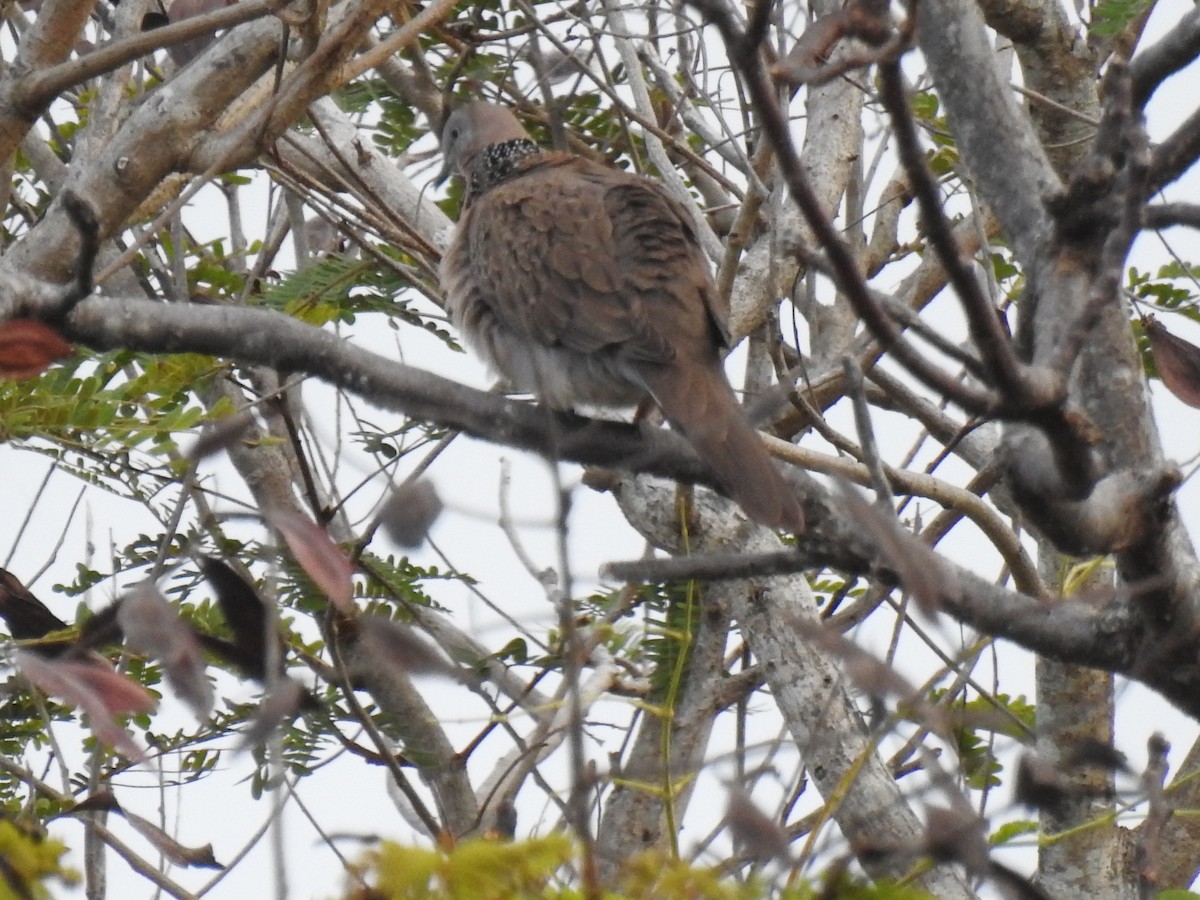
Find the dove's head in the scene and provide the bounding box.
[437,102,532,185]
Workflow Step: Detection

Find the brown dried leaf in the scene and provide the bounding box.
[724,787,791,863]
[0,568,69,641]
[16,651,154,759]
[988,860,1056,900]
[0,319,72,380]
[1144,315,1200,408]
[119,805,224,869]
[118,582,213,719]
[269,508,354,613]
[198,556,274,679]
[1013,753,1071,811]
[70,790,222,869]
[67,789,120,815]
[357,616,471,684]
[789,614,952,739]
[240,677,307,747]
[773,13,847,84]
[1064,738,1129,772]
[75,603,124,652]
[836,480,951,616]
[379,480,443,548]
[923,804,989,874]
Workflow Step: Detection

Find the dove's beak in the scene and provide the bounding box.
[435,155,455,187]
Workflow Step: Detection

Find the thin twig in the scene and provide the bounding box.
[843,357,893,507]
[687,0,1000,416]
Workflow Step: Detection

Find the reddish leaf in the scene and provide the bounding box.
[270,508,354,613]
[16,651,155,759]
[118,582,213,719]
[0,319,72,379]
[1144,315,1200,408]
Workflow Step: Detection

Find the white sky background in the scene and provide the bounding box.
[4,0,1200,897]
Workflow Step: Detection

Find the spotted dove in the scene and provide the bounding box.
[437,102,804,532]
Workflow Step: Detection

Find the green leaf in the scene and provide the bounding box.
[910,92,939,122]
[1091,0,1152,36]
[989,819,1038,846]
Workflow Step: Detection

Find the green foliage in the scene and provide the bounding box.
[928,691,1034,789]
[358,552,463,611]
[363,82,421,157]
[55,532,189,598]
[188,243,249,298]
[493,637,529,665]
[0,689,73,797]
[1128,263,1200,314]
[809,572,864,616]
[989,819,1038,847]
[558,96,626,157]
[908,90,958,175]
[909,91,939,123]
[0,349,219,501]
[641,581,700,703]
[615,851,759,899]
[352,417,451,464]
[925,145,959,178]
[1090,0,1152,37]
[989,250,1023,301]
[247,716,325,796]
[353,834,575,899]
[348,838,936,900]
[252,251,458,349]
[778,875,934,899]
[1128,263,1200,381]
[0,820,77,899]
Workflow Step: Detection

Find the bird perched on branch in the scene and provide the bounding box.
[437,101,804,532]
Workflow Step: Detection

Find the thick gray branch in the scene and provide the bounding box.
[49,294,729,494]
[611,479,977,898]
[916,0,1059,270]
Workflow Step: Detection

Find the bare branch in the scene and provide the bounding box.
[1130,6,1200,109]
[916,0,1059,270]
